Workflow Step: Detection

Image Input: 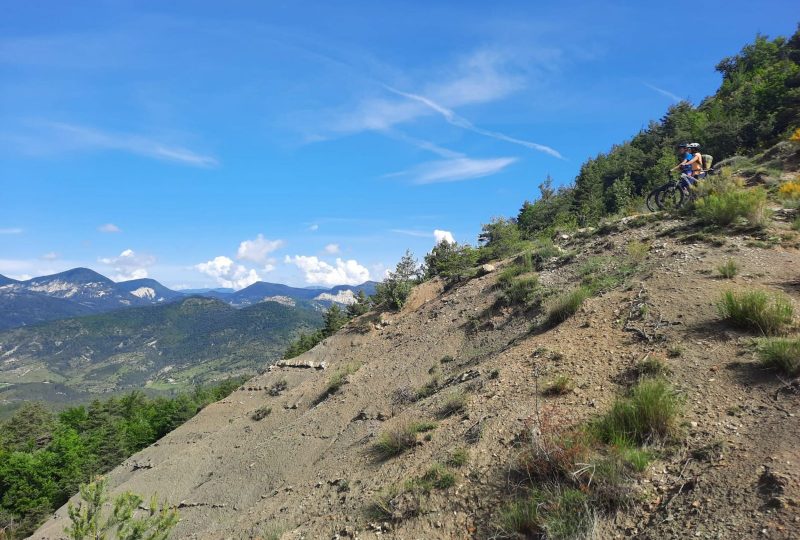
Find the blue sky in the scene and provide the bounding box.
[1,1,797,289]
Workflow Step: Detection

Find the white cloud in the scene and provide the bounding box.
[285,255,370,286]
[324,243,340,254]
[7,121,219,168]
[98,223,121,233]
[41,252,59,261]
[0,228,23,234]
[309,224,319,231]
[392,157,517,184]
[433,230,455,244]
[8,273,32,281]
[99,248,155,281]
[237,234,284,264]
[195,256,260,290]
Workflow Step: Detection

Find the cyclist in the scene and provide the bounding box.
[671,143,697,194]
[686,143,706,180]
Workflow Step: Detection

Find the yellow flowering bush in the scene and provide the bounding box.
[790,128,800,143]
[778,181,800,200]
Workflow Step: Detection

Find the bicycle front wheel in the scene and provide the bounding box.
[658,185,685,210]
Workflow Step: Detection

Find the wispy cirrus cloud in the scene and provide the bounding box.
[3,121,219,167]
[643,82,682,103]
[389,156,517,185]
[0,228,23,235]
[384,86,563,159]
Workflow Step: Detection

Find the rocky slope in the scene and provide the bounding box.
[31,210,800,539]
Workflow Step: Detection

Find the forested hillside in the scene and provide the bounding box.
[515,27,800,235]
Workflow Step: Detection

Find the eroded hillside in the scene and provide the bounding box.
[31,201,800,539]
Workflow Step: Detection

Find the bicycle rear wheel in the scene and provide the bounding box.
[646,189,661,212]
[658,185,685,210]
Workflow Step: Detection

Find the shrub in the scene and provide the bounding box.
[756,337,800,376]
[666,344,683,358]
[437,391,467,418]
[626,241,649,264]
[408,464,456,492]
[326,363,361,395]
[718,289,794,335]
[477,218,531,262]
[515,418,589,483]
[545,287,590,326]
[415,378,439,400]
[373,250,422,310]
[446,448,468,467]
[793,216,800,231]
[594,379,681,444]
[496,488,593,540]
[694,186,769,227]
[778,180,800,200]
[502,275,540,307]
[251,406,272,421]
[717,259,740,279]
[544,375,574,396]
[634,356,671,378]
[267,379,288,396]
[65,477,178,540]
[424,241,479,281]
[373,422,437,460]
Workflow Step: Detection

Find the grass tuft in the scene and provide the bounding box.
[251,406,272,421]
[445,448,469,467]
[437,391,467,418]
[634,356,671,378]
[373,423,427,460]
[756,337,800,376]
[544,375,575,396]
[718,289,794,335]
[717,259,740,279]
[545,286,590,326]
[594,378,681,445]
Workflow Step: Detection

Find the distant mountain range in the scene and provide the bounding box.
[0,268,377,330]
[0,296,324,410]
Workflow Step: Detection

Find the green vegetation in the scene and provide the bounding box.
[544,375,575,396]
[325,362,361,396]
[423,241,479,281]
[65,476,178,540]
[0,377,242,538]
[718,289,794,335]
[717,258,740,279]
[407,464,456,492]
[373,421,437,460]
[545,286,591,326]
[756,337,800,376]
[373,251,423,310]
[694,182,769,227]
[437,391,467,418]
[634,356,671,378]
[0,298,322,406]
[251,406,272,421]
[266,378,288,396]
[593,378,682,445]
[445,448,468,468]
[283,303,356,359]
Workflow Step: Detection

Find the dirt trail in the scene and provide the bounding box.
[32,216,800,540]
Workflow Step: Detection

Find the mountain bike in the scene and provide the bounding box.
[646,171,700,212]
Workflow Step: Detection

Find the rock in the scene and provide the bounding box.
[479,264,496,275]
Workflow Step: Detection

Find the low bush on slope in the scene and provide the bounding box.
[718,289,794,335]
